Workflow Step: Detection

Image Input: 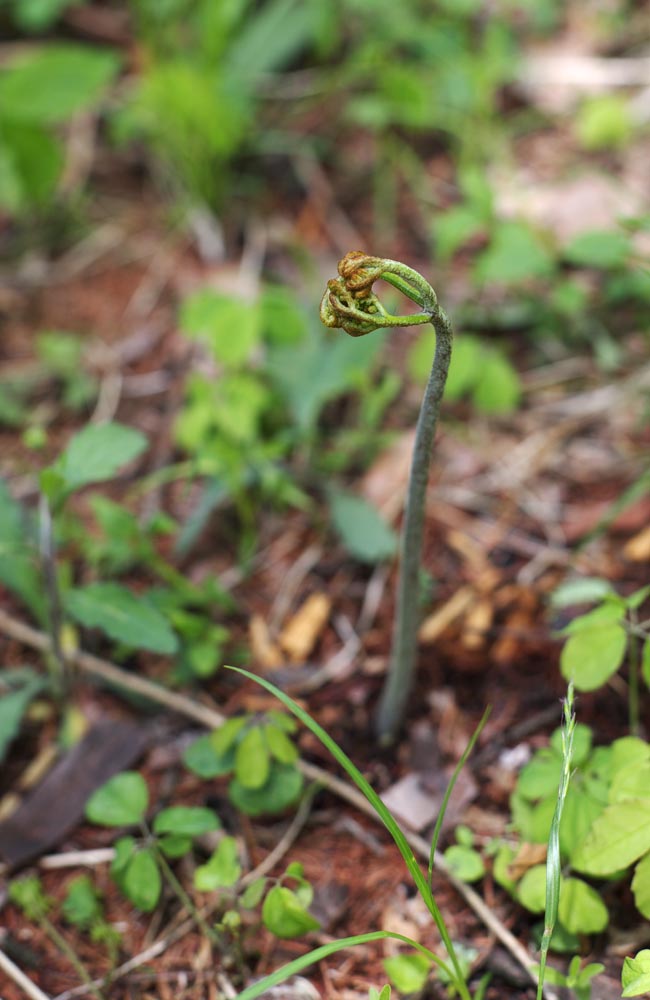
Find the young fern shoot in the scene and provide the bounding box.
[321,252,453,740]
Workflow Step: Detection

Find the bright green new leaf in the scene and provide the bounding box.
[572,800,650,875]
[264,723,298,764]
[609,762,650,804]
[632,853,650,920]
[516,748,563,801]
[85,772,148,827]
[560,621,627,691]
[62,875,102,929]
[329,489,397,564]
[153,806,220,838]
[384,953,431,994]
[158,834,191,859]
[262,885,319,938]
[50,422,147,495]
[123,848,161,912]
[194,836,241,891]
[180,290,260,368]
[472,349,521,414]
[229,763,303,817]
[474,222,555,285]
[443,845,485,883]
[564,229,632,270]
[622,951,650,998]
[0,45,120,124]
[558,877,608,934]
[212,716,249,756]
[66,582,178,654]
[235,726,270,789]
[550,578,613,608]
[241,877,267,909]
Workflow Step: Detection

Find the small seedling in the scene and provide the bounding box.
[183,711,303,816]
[321,251,453,740]
[227,665,489,1000]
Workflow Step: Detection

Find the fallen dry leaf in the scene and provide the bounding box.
[461,597,494,651]
[623,523,650,562]
[509,842,548,881]
[418,586,474,644]
[249,613,283,670]
[279,592,331,662]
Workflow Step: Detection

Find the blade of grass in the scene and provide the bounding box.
[226,666,469,997]
[237,930,450,1000]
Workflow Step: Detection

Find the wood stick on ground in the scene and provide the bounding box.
[0,943,53,1000]
[0,606,540,991]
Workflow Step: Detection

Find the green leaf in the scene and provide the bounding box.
[576,95,634,151]
[110,836,136,881]
[550,578,613,608]
[261,885,320,938]
[384,953,431,994]
[241,877,267,909]
[180,290,260,368]
[66,582,178,654]
[632,853,650,920]
[0,480,45,621]
[609,761,650,803]
[229,763,303,817]
[50,422,147,495]
[472,350,521,414]
[558,877,608,934]
[474,222,555,285]
[623,951,650,997]
[516,749,563,801]
[443,845,485,883]
[183,734,235,778]
[194,836,241,891]
[560,621,627,691]
[123,848,161,912]
[573,800,650,875]
[550,722,593,767]
[11,0,78,32]
[235,725,270,789]
[564,229,632,269]
[329,489,397,564]
[158,834,191,858]
[0,669,45,763]
[85,772,148,827]
[0,45,120,124]
[212,716,249,756]
[153,806,220,838]
[517,864,547,913]
[0,121,63,211]
[264,723,298,764]
[62,875,102,928]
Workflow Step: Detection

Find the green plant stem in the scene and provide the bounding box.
[376,297,453,740]
[537,682,576,1000]
[628,614,640,736]
[38,493,69,698]
[148,834,218,945]
[40,913,104,1000]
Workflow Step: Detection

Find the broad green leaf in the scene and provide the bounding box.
[474,222,555,285]
[517,864,547,913]
[85,772,148,827]
[623,951,650,997]
[576,95,634,151]
[559,787,605,858]
[194,836,241,891]
[153,806,220,837]
[558,877,608,934]
[229,763,303,817]
[562,601,625,633]
[632,853,650,919]
[264,723,298,764]
[609,762,650,804]
[472,350,521,414]
[516,749,563,801]
[564,229,632,269]
[261,885,319,938]
[123,848,161,912]
[572,800,650,875]
[492,844,516,893]
[442,845,485,883]
[158,834,191,858]
[183,734,236,778]
[611,737,650,773]
[329,489,397,564]
[110,836,136,880]
[180,290,260,368]
[235,725,270,789]
[0,121,62,211]
[50,422,147,495]
[11,0,77,32]
[0,45,120,124]
[384,953,431,994]
[560,621,627,691]
[66,582,178,654]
